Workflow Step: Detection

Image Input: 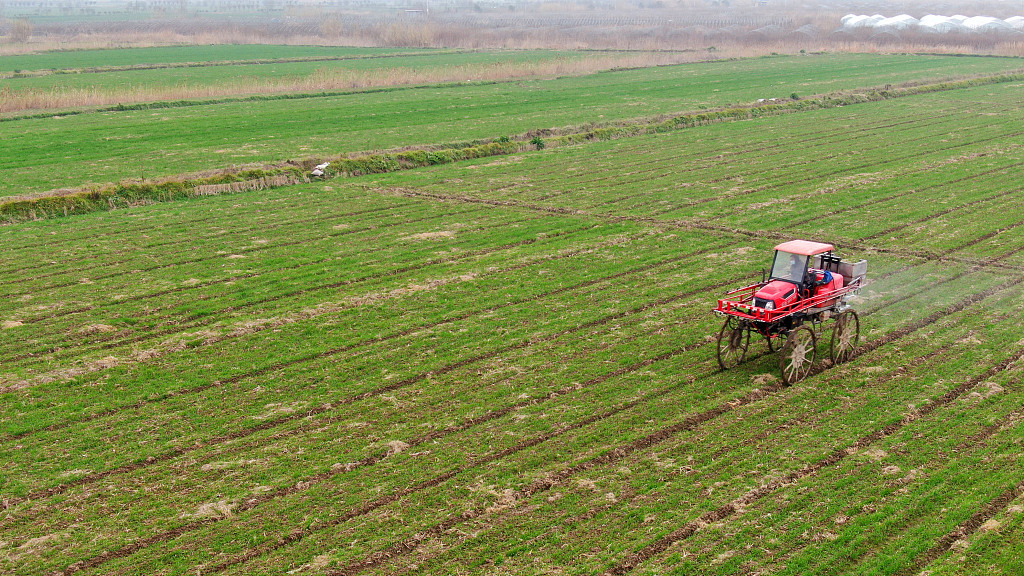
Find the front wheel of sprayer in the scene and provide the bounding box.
[716,317,749,370]
[830,309,860,364]
[780,325,816,385]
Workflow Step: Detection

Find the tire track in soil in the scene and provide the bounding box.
[899,486,1024,576]
[861,184,1022,242]
[2,255,744,503]
[401,338,971,575]
[395,330,982,576]
[1,202,402,286]
[0,285,682,532]
[602,329,1024,574]
[2,222,624,394]
[601,113,984,198]
[0,101,955,256]
[580,108,1018,202]
[169,264,1022,576]
[0,192,315,257]
[655,338,966,573]
[381,185,1024,276]
[705,365,1024,576]
[764,153,1024,232]
[826,364,1024,574]
[2,236,741,443]
[35,236,1008,574]
[0,212,567,365]
[0,222,641,389]
[323,274,1024,576]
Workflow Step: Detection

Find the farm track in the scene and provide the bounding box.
[75,261,1017,576]
[1,234,741,439]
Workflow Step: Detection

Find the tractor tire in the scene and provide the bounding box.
[780,325,816,385]
[830,309,860,364]
[716,317,749,370]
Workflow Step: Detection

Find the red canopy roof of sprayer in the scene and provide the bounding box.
[774,240,834,256]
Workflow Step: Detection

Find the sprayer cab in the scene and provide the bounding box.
[755,240,845,310]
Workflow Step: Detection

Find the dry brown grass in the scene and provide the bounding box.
[0,52,702,115]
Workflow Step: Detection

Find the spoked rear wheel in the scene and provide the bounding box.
[780,325,817,385]
[830,310,860,364]
[716,317,750,370]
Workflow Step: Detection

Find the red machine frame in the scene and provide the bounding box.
[713,240,865,385]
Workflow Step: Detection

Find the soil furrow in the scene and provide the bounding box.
[603,341,1024,575]
[899,486,1024,576]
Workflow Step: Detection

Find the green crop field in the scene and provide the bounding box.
[2,52,1022,200]
[0,45,441,73]
[1,49,1024,576]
